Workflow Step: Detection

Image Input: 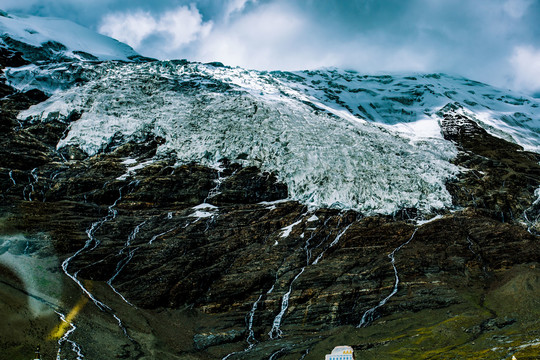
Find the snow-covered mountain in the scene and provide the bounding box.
[276,70,540,152]
[2,11,540,360]
[3,10,538,217]
[9,59,540,215]
[0,10,144,63]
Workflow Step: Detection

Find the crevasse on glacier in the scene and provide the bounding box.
[12,61,540,215]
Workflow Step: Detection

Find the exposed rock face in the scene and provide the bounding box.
[1,36,71,64]
[1,49,540,360]
[441,104,540,226]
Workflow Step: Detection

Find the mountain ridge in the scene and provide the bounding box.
[0,9,152,63]
[10,59,540,215]
[1,11,540,360]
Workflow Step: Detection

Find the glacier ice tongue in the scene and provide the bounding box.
[16,61,469,215]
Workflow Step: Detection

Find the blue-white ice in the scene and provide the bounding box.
[276,70,540,153]
[13,62,540,215]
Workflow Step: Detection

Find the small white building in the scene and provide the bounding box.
[325,345,355,360]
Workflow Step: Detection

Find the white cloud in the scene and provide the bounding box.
[509,45,540,93]
[99,11,157,48]
[195,3,312,69]
[157,6,212,48]
[223,0,257,21]
[192,2,438,73]
[85,0,539,95]
[98,5,212,58]
[503,0,533,18]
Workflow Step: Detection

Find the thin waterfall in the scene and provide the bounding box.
[358,228,418,327]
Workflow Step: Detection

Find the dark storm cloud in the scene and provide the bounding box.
[2,0,221,28]
[2,0,540,94]
[284,0,540,91]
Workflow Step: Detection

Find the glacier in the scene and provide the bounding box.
[274,69,540,153]
[11,61,540,215]
[0,11,139,62]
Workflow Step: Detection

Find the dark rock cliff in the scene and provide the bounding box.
[1,48,539,360]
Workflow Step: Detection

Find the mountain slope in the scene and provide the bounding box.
[276,70,540,153]
[10,61,540,216]
[0,10,144,63]
[1,11,540,360]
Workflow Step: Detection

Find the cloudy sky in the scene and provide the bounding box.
[3,0,540,95]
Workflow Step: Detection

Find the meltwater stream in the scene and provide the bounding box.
[59,185,138,356]
[312,223,353,265]
[8,170,16,185]
[269,215,354,339]
[61,190,122,311]
[358,228,418,328]
[221,283,276,360]
[107,220,147,307]
[222,214,350,358]
[22,168,38,201]
[268,267,306,339]
[54,310,84,360]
